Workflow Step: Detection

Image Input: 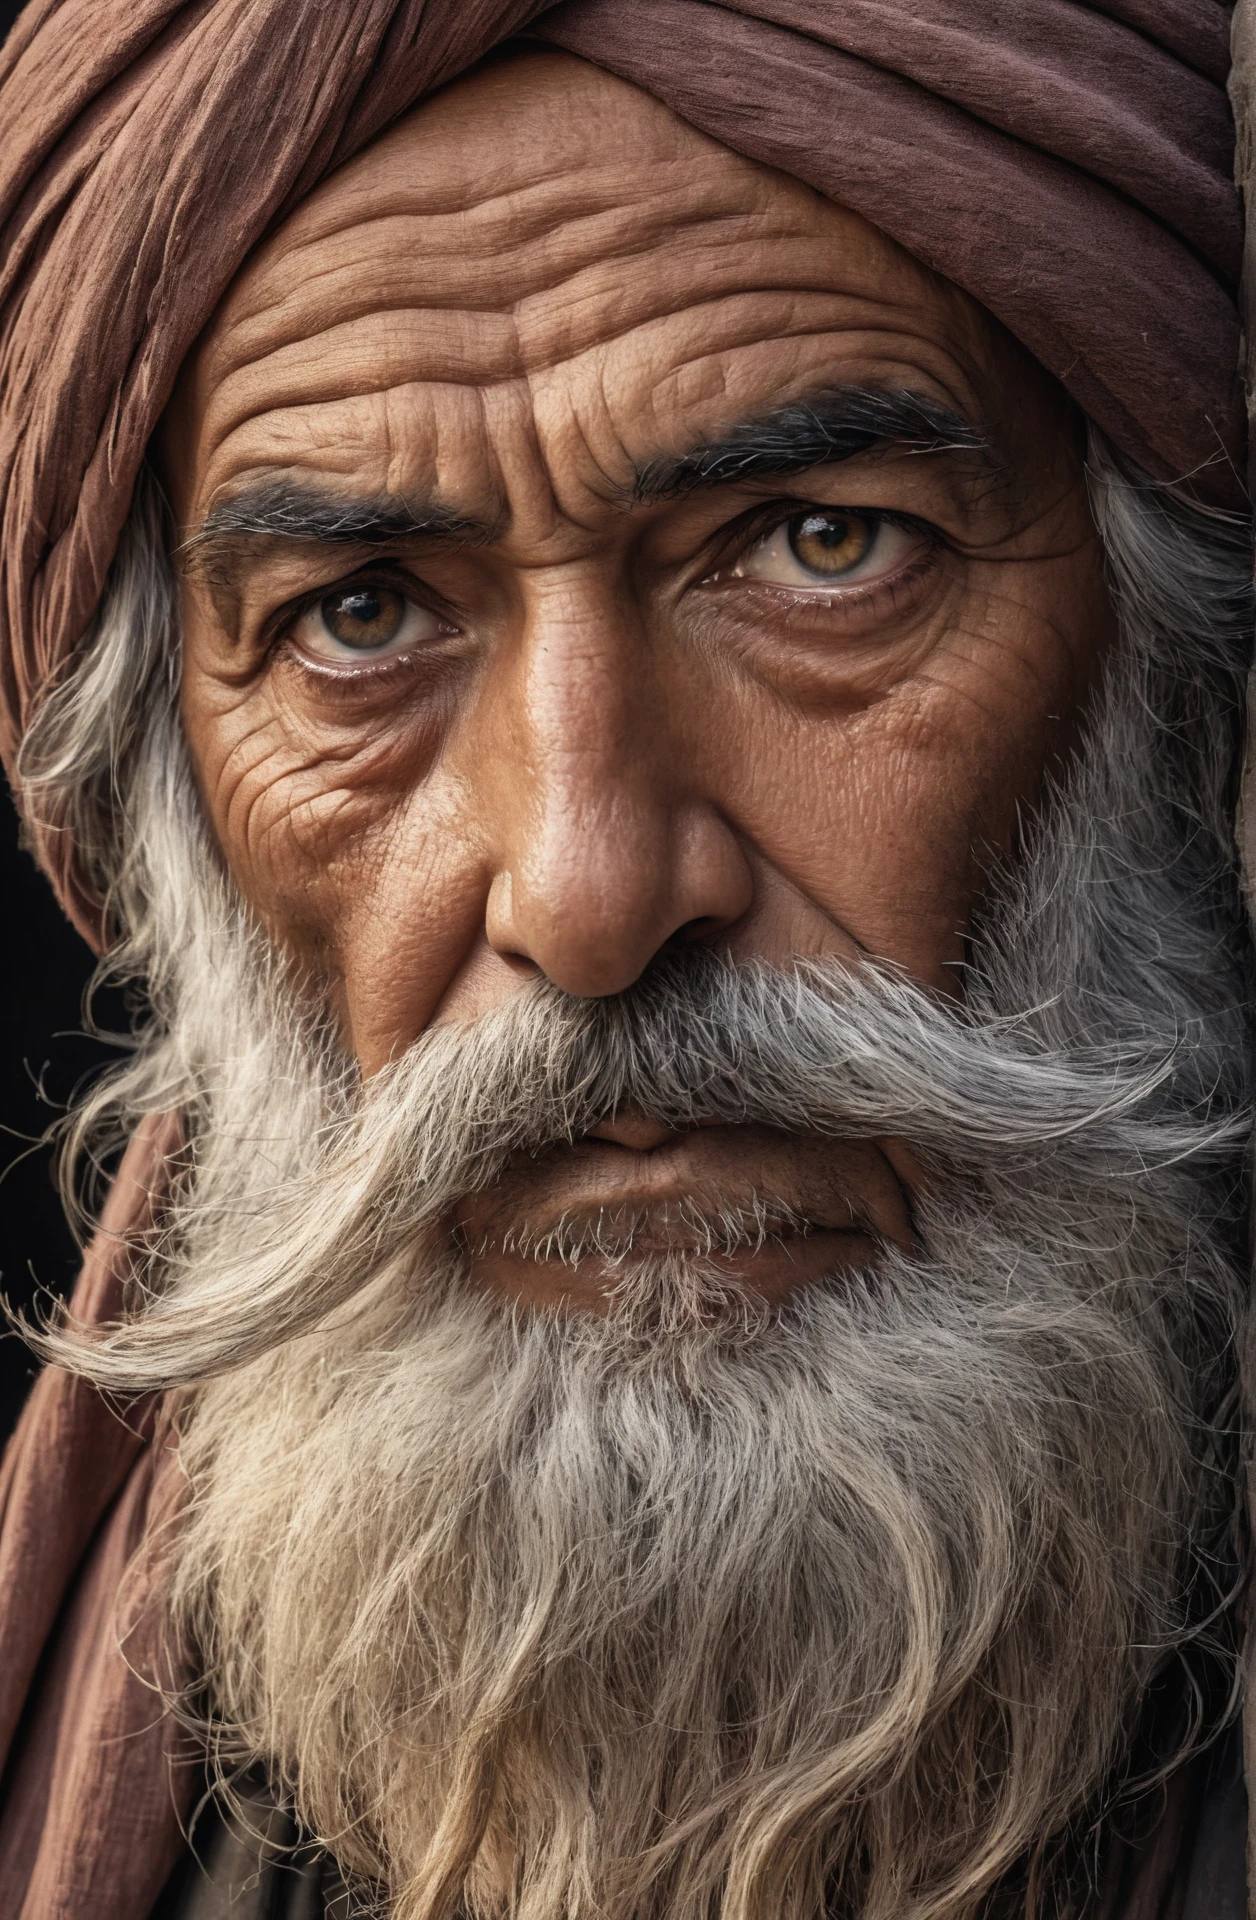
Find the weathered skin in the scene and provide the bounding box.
[163,49,1115,1310]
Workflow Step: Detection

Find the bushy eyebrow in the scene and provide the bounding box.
[181,385,992,587]
[631,388,991,502]
[180,489,490,589]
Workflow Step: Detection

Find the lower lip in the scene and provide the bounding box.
[467,1225,879,1315]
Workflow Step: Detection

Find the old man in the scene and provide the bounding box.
[0,3,1252,1917]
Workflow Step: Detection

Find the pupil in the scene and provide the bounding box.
[323,586,404,649]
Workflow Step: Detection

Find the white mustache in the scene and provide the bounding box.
[29,949,1243,1395]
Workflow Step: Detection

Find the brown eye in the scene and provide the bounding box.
[290,582,449,667]
[732,509,923,593]
[321,586,406,649]
[787,512,874,577]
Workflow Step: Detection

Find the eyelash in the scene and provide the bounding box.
[269,502,947,683]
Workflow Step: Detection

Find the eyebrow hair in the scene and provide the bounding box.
[180,385,992,586]
[631,388,991,503]
[179,486,493,587]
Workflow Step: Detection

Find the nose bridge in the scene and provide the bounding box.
[482,576,749,996]
[528,590,663,845]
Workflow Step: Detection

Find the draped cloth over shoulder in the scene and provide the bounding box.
[0,2,1247,1916]
[0,1114,195,1920]
[0,0,1244,945]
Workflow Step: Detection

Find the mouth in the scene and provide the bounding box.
[453,1120,914,1314]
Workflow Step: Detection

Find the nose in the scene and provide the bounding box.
[480,584,752,998]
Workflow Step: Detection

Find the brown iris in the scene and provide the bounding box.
[787,511,875,577]
[320,586,406,649]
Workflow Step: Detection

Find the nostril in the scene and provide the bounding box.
[669,916,720,946]
[497,949,543,978]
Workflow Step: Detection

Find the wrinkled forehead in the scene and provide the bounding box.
[164,48,1043,525]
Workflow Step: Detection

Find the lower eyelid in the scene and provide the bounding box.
[732,537,935,599]
[281,639,401,677]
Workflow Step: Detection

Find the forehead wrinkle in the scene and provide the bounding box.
[276,155,745,274]
[193,329,997,550]
[375,381,497,517]
[183,127,1016,547]
[260,61,760,262]
[192,136,976,484]
[195,296,965,489]
[210,195,860,394]
[193,314,522,481]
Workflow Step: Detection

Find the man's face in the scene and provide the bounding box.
[165,49,1113,1312]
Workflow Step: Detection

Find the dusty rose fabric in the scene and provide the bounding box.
[0,0,1243,944]
[0,1113,196,1918]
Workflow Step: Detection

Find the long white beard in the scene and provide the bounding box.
[138,928,1242,1920]
[169,1215,1227,1920]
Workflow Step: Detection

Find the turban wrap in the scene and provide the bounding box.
[0,5,1248,1918]
[0,0,1245,942]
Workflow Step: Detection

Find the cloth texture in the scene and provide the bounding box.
[0,1112,194,1920]
[0,0,1244,944]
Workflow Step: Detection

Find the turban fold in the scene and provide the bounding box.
[0,0,1243,941]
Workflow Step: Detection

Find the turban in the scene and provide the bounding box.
[0,0,1244,943]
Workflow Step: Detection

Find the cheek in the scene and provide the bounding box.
[712,575,1106,983]
[179,643,462,965]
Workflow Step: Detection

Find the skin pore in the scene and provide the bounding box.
[162,48,1116,1312]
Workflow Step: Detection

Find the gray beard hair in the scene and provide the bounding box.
[18,434,1256,1920]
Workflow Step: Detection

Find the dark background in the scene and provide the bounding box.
[0,792,115,1442]
[0,0,115,1441]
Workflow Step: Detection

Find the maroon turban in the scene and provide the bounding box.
[0,0,1244,943]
